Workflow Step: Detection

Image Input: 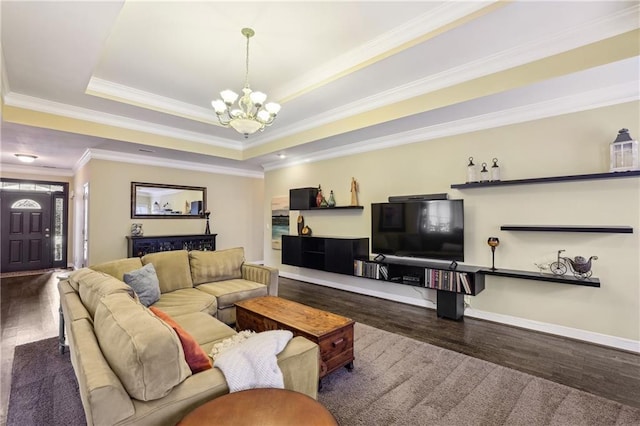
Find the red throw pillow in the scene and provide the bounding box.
[149,307,212,374]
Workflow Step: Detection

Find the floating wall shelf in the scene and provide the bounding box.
[480,268,600,287]
[298,206,364,211]
[451,170,640,189]
[500,225,633,234]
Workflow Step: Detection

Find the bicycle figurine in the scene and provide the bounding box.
[549,249,598,280]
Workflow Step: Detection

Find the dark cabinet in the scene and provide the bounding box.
[282,235,369,274]
[289,187,318,210]
[126,234,217,257]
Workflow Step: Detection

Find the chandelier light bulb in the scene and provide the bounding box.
[211,28,280,138]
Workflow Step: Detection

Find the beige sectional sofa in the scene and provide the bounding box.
[58,247,320,426]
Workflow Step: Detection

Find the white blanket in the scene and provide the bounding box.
[214,330,293,393]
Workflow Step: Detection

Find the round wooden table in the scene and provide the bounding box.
[178,388,338,426]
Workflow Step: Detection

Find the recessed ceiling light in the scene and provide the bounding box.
[278,153,286,159]
[15,154,38,163]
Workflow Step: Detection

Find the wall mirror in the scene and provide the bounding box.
[131,182,206,219]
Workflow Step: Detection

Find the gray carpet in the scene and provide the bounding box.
[8,324,640,425]
[319,323,640,425]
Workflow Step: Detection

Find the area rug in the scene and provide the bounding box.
[318,324,640,425]
[8,325,640,425]
[7,337,83,426]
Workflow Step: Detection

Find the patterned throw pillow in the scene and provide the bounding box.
[123,263,161,307]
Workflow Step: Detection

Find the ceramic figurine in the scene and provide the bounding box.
[131,223,143,236]
[350,177,359,206]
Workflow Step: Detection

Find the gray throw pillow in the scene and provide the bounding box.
[123,263,161,307]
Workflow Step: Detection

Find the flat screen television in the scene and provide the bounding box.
[371,200,464,261]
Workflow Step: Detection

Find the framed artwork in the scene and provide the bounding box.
[271,196,289,250]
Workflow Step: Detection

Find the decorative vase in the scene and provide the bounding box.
[316,185,323,207]
[480,163,489,182]
[327,190,336,207]
[301,225,312,236]
[297,215,305,235]
[466,157,478,183]
[490,158,500,181]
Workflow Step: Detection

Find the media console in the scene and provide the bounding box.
[281,235,483,320]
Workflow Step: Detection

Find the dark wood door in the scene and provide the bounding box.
[1,192,52,272]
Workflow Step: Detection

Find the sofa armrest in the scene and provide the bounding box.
[68,318,135,425]
[241,263,279,296]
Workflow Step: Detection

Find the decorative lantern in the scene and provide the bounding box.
[609,128,639,172]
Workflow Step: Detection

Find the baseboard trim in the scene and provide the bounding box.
[280,271,640,354]
[464,308,640,354]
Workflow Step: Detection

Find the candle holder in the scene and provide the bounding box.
[487,237,500,271]
[204,210,211,235]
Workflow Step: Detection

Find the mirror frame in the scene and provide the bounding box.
[131,182,207,219]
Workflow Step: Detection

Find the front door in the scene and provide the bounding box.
[1,191,53,272]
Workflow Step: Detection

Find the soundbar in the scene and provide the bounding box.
[388,193,448,202]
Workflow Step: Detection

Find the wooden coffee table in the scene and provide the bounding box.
[235,296,354,378]
[178,388,337,425]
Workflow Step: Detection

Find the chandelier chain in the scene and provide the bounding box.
[244,31,250,89]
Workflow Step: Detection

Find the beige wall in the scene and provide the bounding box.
[85,160,264,265]
[264,101,640,343]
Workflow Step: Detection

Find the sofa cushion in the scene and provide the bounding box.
[189,247,244,285]
[123,263,161,307]
[152,288,217,317]
[150,307,212,374]
[171,311,237,346]
[94,293,191,401]
[196,279,268,308]
[142,250,193,293]
[91,257,143,281]
[76,269,136,318]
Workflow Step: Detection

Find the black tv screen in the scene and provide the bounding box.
[371,200,464,261]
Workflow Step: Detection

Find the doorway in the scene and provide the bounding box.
[0,179,68,273]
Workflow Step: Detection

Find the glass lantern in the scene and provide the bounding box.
[609,128,639,172]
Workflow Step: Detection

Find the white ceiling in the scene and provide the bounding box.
[1,1,639,177]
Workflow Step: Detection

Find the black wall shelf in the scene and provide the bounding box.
[298,206,364,211]
[480,268,600,287]
[500,225,633,234]
[451,170,640,189]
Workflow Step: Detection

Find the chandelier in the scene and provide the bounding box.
[211,28,281,138]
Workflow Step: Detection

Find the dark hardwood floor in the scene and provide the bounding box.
[1,272,638,426]
[278,277,640,410]
[1,272,60,426]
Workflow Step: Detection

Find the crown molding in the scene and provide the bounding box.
[250,4,640,150]
[0,163,74,177]
[86,77,220,126]
[271,1,499,103]
[76,148,264,179]
[1,48,10,101]
[263,81,639,171]
[3,92,242,151]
